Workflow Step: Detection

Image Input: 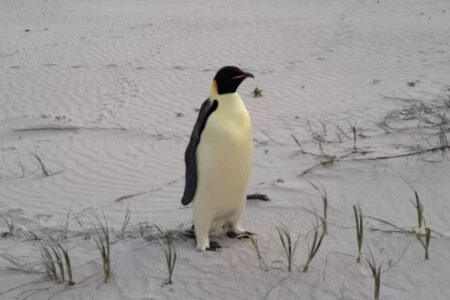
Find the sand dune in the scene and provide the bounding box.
[1,0,450,299]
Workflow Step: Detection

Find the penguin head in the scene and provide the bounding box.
[212,66,254,95]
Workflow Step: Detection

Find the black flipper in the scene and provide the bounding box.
[181,99,219,206]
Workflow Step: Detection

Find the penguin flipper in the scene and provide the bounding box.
[181,99,219,206]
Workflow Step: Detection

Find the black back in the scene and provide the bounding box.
[181,99,219,205]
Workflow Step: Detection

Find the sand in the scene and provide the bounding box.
[1,0,450,299]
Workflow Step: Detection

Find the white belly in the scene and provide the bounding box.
[193,93,253,225]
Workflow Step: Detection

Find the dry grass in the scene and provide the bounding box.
[249,235,268,271]
[353,205,364,263]
[34,154,50,177]
[410,193,431,260]
[120,204,131,239]
[306,119,329,154]
[139,221,150,238]
[367,249,382,300]
[155,226,177,285]
[40,238,74,286]
[411,191,426,233]
[41,246,57,281]
[302,215,326,272]
[63,209,71,239]
[2,216,15,237]
[91,212,111,283]
[416,228,431,260]
[351,123,357,151]
[308,182,328,234]
[276,226,300,272]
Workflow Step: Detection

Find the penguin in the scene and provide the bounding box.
[182,66,254,251]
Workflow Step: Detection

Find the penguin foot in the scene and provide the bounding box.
[226,231,254,240]
[183,229,196,239]
[206,241,222,251]
[186,224,222,250]
[182,224,196,239]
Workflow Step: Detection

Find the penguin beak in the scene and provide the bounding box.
[232,72,254,80]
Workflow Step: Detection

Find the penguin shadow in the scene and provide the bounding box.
[182,224,255,252]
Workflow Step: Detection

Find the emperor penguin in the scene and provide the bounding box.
[181,66,254,251]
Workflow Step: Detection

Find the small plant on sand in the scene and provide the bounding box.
[2,216,15,237]
[309,182,328,234]
[367,249,382,300]
[411,193,431,259]
[249,235,268,271]
[252,87,263,97]
[139,221,150,237]
[353,205,364,263]
[276,226,300,272]
[120,204,131,238]
[412,191,426,233]
[416,227,431,260]
[155,226,177,284]
[407,80,419,87]
[91,212,111,282]
[41,246,58,280]
[40,239,74,286]
[302,215,326,272]
[438,126,448,155]
[306,120,328,154]
[34,154,50,177]
[321,155,336,166]
[64,209,71,239]
[351,123,357,151]
[444,96,450,108]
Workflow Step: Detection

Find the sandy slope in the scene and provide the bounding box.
[1,0,450,299]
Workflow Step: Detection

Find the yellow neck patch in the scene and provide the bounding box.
[210,80,219,97]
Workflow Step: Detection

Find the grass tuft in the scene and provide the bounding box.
[416,227,431,260]
[64,209,71,239]
[306,119,328,154]
[249,235,268,271]
[120,203,131,239]
[139,222,149,238]
[91,212,111,283]
[51,245,65,282]
[438,126,448,158]
[53,239,74,286]
[302,215,326,272]
[353,205,364,263]
[40,238,74,286]
[276,226,300,272]
[2,216,15,237]
[41,246,58,281]
[309,182,328,234]
[252,87,263,97]
[351,123,357,151]
[412,191,426,232]
[367,249,382,300]
[155,225,177,284]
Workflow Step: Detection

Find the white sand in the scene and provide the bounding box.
[1,0,450,299]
